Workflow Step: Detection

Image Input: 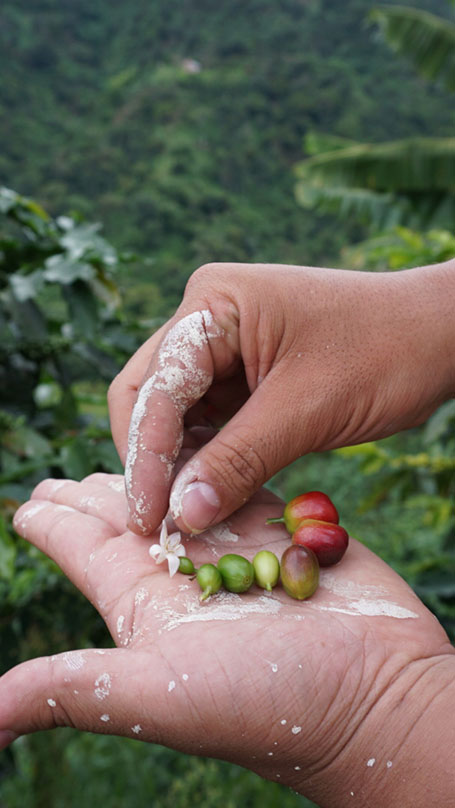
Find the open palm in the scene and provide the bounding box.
[3,467,452,804]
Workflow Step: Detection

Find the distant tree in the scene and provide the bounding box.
[294,3,455,229]
[0,187,141,539]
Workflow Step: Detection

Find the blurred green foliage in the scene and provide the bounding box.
[0,187,141,674]
[0,714,319,808]
[0,0,454,311]
[294,2,455,229]
[344,225,455,269]
[0,0,454,806]
[1,732,316,808]
[0,186,141,512]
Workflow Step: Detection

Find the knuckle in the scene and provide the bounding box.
[208,431,267,496]
[48,660,77,730]
[184,262,231,295]
[185,263,212,292]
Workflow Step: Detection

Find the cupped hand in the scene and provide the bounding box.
[108,261,455,536]
[3,471,454,806]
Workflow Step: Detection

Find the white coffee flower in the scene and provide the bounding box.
[149,520,185,577]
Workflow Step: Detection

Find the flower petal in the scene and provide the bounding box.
[159,520,168,547]
[175,545,186,558]
[167,531,182,550]
[167,553,180,578]
[149,544,165,563]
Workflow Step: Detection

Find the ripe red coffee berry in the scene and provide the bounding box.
[267,491,339,534]
[292,519,349,567]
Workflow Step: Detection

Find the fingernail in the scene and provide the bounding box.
[180,482,221,533]
[0,730,18,751]
[127,513,149,536]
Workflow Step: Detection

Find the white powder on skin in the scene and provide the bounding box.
[94,673,112,700]
[158,453,174,479]
[132,724,142,734]
[141,571,416,650]
[265,660,278,673]
[315,573,419,619]
[80,495,102,511]
[350,599,418,619]
[182,674,189,681]
[199,521,239,554]
[107,479,125,493]
[47,698,56,707]
[292,726,302,735]
[280,719,287,725]
[312,600,418,619]
[169,458,201,522]
[17,501,47,535]
[63,651,85,671]
[207,522,239,543]
[48,480,67,493]
[100,714,110,722]
[387,761,393,769]
[117,615,125,636]
[150,590,283,632]
[125,311,217,523]
[168,680,176,692]
[367,758,376,767]
[135,588,148,606]
[320,573,387,599]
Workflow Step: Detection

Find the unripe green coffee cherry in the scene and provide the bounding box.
[196,564,222,601]
[178,556,196,575]
[217,554,255,593]
[253,550,280,591]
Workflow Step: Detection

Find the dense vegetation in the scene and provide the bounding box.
[1,0,454,310]
[0,1,454,806]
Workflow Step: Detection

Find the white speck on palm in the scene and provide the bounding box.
[149,521,185,577]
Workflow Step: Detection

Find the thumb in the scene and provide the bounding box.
[169,375,299,533]
[0,648,188,747]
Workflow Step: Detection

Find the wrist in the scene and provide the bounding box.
[397,259,455,404]
[335,650,455,808]
[290,649,455,807]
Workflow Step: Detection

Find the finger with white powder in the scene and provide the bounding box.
[124,310,222,535]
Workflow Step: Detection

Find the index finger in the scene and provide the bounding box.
[124,309,221,535]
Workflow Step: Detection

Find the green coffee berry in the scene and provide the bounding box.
[253,550,280,591]
[178,557,196,575]
[217,554,255,594]
[196,564,223,601]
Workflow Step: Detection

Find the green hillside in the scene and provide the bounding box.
[1,3,454,807]
[1,0,453,311]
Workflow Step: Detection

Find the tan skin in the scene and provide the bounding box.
[108,261,455,536]
[2,437,455,807]
[3,261,455,805]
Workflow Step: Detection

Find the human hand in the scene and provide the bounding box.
[108,261,455,536]
[4,470,455,807]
